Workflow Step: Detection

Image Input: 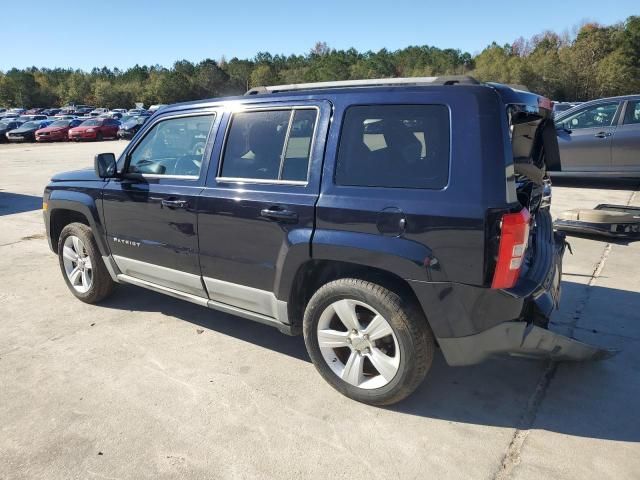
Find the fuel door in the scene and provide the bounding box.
[376,207,407,237]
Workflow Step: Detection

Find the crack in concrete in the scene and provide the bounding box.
[492,184,640,480]
[494,242,611,480]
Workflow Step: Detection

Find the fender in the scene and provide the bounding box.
[273,227,314,301]
[311,229,436,283]
[46,189,109,256]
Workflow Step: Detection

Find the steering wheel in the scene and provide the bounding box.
[173,155,202,176]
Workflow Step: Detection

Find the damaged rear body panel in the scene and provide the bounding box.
[435,85,616,366]
[439,321,618,366]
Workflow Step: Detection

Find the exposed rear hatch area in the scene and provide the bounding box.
[474,85,618,364]
[486,85,559,291]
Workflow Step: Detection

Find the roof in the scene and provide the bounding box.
[162,76,552,116]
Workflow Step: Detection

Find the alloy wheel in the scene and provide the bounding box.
[62,235,93,293]
[316,299,400,389]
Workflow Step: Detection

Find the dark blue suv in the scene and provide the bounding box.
[43,77,611,405]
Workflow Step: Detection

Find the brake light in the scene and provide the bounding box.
[538,96,553,111]
[491,208,531,289]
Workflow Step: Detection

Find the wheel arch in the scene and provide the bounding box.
[47,191,108,256]
[285,259,432,333]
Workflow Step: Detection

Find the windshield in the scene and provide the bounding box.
[21,121,40,129]
[555,104,573,112]
[80,119,101,126]
[124,117,145,127]
[50,120,71,128]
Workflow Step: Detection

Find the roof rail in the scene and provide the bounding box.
[245,75,480,95]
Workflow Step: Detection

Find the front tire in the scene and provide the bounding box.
[303,278,434,405]
[58,222,115,303]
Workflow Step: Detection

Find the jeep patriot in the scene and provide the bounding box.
[43,77,613,405]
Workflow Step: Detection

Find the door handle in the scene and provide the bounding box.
[594,132,611,138]
[161,199,188,209]
[260,207,298,223]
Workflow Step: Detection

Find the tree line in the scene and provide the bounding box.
[0,16,638,109]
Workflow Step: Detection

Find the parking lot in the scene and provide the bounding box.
[0,142,639,479]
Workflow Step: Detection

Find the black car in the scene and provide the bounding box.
[6,120,52,142]
[117,115,149,139]
[43,76,614,405]
[74,107,94,116]
[17,114,48,122]
[42,108,62,116]
[0,120,24,142]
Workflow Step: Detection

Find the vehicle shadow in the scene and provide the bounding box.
[100,285,310,362]
[99,280,639,443]
[0,191,42,216]
[551,177,640,191]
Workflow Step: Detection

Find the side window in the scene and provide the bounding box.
[127,114,215,177]
[562,103,619,129]
[623,101,640,125]
[282,109,317,181]
[220,108,317,182]
[335,105,450,189]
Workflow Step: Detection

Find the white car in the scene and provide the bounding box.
[148,104,167,112]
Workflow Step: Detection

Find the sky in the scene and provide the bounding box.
[1,0,638,71]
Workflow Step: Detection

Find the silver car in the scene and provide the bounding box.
[552,95,640,177]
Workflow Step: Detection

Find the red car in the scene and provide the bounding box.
[68,118,120,141]
[35,119,84,142]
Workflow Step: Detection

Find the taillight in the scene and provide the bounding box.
[491,208,531,289]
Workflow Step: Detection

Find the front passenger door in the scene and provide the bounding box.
[102,111,219,297]
[556,102,621,172]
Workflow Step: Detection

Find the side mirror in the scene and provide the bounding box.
[556,121,572,134]
[95,153,117,178]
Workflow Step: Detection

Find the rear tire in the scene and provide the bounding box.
[58,222,115,303]
[303,278,434,405]
[96,132,103,141]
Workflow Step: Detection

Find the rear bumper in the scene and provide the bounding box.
[70,131,97,140]
[7,134,34,142]
[412,209,616,365]
[437,321,618,366]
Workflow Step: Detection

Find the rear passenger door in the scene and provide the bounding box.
[197,101,331,318]
[611,100,640,172]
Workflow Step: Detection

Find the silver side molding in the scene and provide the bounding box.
[117,274,209,307]
[109,255,293,331]
[113,255,207,298]
[203,276,282,319]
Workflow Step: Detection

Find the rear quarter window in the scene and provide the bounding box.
[335,105,450,189]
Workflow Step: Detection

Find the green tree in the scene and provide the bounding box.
[249,64,279,88]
